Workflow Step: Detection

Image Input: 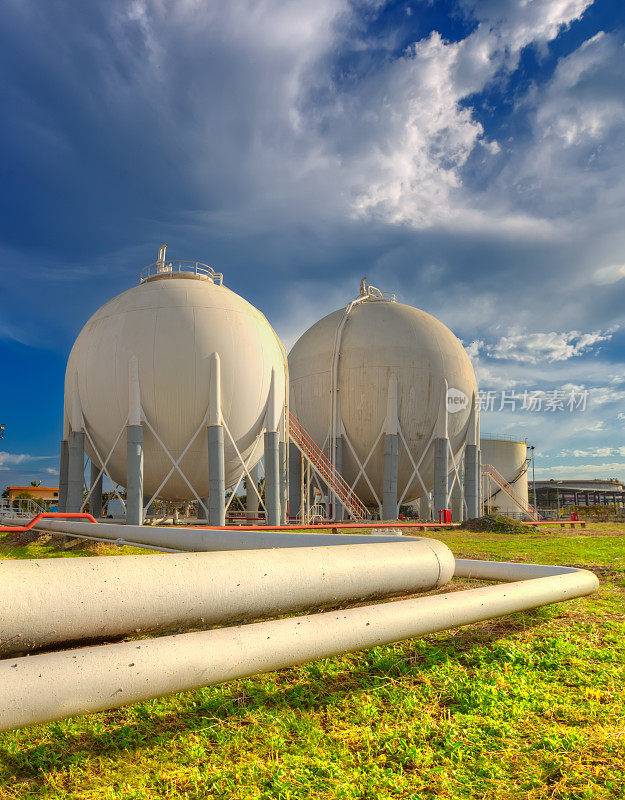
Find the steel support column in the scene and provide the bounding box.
[245,463,259,519]
[288,444,301,521]
[433,436,450,518]
[264,431,280,526]
[90,462,103,519]
[334,436,344,521]
[126,424,144,526]
[418,493,431,521]
[382,433,399,521]
[66,431,85,513]
[279,440,287,525]
[464,443,480,519]
[58,440,69,512]
[208,425,225,526]
[451,458,464,523]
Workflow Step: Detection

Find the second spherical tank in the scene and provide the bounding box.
[65,266,286,500]
[288,293,477,506]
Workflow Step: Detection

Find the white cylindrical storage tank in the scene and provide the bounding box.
[64,260,286,500]
[288,287,477,507]
[480,436,529,516]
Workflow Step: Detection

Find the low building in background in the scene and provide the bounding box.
[5,486,59,502]
[530,479,625,510]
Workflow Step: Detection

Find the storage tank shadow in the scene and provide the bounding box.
[58,247,287,526]
[287,281,479,521]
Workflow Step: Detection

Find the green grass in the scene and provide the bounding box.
[0,526,623,799]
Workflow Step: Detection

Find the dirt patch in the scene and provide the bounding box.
[462,513,527,534]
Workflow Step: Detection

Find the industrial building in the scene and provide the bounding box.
[529,479,625,511]
[4,486,59,502]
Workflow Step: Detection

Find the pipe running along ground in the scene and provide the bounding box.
[10,518,428,551]
[0,541,455,656]
[0,559,598,731]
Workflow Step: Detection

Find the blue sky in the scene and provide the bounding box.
[1,0,624,487]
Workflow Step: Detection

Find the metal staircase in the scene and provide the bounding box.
[482,463,541,521]
[288,413,369,521]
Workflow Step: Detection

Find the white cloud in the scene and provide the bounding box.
[346,0,593,228]
[485,329,614,363]
[534,462,625,479]
[571,446,625,457]
[0,452,55,467]
[593,263,625,285]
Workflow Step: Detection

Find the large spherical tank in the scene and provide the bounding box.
[480,437,529,515]
[288,300,477,506]
[65,273,285,500]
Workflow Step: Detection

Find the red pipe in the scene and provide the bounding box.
[0,512,99,533]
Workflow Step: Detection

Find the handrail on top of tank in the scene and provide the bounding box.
[139,261,224,285]
[481,432,528,443]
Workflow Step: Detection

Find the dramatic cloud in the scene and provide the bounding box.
[1,0,624,483]
[483,329,615,363]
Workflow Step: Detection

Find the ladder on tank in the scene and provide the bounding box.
[288,412,369,522]
[482,463,541,521]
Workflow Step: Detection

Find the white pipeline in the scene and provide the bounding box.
[0,541,454,656]
[15,518,415,551]
[0,560,598,731]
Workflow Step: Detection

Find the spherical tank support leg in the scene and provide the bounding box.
[433,436,450,518]
[208,425,225,527]
[126,424,144,526]
[67,431,85,513]
[58,439,69,513]
[90,462,103,519]
[264,431,280,526]
[382,433,399,521]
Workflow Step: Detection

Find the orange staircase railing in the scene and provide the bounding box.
[289,413,369,521]
[482,463,541,521]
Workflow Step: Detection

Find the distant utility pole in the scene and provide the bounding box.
[530,445,537,510]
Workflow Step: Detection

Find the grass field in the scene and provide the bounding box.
[0,525,623,799]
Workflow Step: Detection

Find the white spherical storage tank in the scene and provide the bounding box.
[481,436,530,516]
[64,262,286,501]
[288,287,477,507]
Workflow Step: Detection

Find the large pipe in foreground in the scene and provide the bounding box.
[0,561,598,732]
[0,541,454,656]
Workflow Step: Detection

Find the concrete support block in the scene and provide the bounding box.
[418,494,431,521]
[433,436,450,518]
[264,430,280,526]
[67,431,85,513]
[90,463,103,519]
[126,425,144,526]
[382,433,399,521]
[208,425,225,527]
[58,440,69,512]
